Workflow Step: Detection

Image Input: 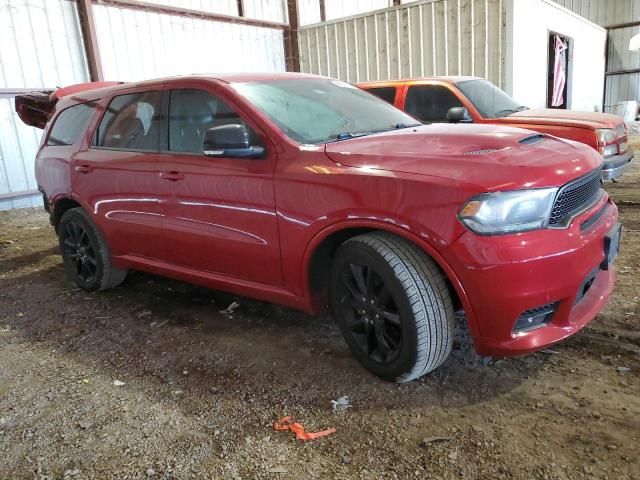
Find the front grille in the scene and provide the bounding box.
[615,123,625,138]
[548,168,602,227]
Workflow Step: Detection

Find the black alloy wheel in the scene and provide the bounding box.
[60,220,98,284]
[335,262,403,364]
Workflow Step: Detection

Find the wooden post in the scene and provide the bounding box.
[77,0,104,81]
[284,0,300,72]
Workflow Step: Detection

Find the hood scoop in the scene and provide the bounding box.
[518,133,545,145]
[463,148,499,155]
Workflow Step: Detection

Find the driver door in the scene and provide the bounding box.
[402,84,463,123]
[158,85,282,287]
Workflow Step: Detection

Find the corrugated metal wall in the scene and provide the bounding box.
[604,24,640,113]
[554,0,640,113]
[0,0,287,211]
[0,0,89,211]
[297,0,505,87]
[552,0,639,26]
[299,0,395,26]
[143,0,288,23]
[92,4,286,81]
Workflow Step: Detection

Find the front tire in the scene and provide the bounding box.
[330,232,454,382]
[58,207,127,291]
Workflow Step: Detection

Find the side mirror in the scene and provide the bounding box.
[446,107,473,123]
[203,124,265,159]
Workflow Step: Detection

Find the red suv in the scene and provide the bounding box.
[17,73,620,382]
[358,77,633,182]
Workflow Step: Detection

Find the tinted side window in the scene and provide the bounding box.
[94,91,162,150]
[366,87,397,105]
[405,85,462,122]
[169,89,258,154]
[47,103,96,146]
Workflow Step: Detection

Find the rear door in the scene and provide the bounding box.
[363,85,400,107]
[157,83,282,286]
[71,87,171,261]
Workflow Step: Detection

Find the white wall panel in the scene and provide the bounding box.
[0,0,88,88]
[298,0,506,86]
[93,4,286,81]
[298,0,395,26]
[140,0,238,16]
[0,0,88,210]
[244,0,288,23]
[139,0,289,23]
[507,0,606,111]
[298,0,321,26]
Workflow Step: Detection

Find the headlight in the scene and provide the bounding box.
[458,188,558,234]
[595,128,616,144]
[601,145,617,157]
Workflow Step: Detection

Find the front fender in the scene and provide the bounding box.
[300,218,480,340]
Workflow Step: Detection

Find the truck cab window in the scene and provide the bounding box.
[405,85,462,123]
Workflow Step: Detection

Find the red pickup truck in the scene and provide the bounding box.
[15,73,619,382]
[358,77,633,182]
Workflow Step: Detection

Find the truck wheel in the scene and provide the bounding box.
[57,207,127,291]
[330,232,454,382]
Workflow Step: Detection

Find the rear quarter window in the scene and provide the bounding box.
[365,86,397,105]
[47,102,96,146]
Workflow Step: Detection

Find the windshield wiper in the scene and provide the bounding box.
[330,123,422,142]
[495,106,529,117]
[332,131,373,141]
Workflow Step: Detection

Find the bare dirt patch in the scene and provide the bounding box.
[1,156,639,479]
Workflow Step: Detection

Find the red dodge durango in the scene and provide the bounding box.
[358,77,633,182]
[16,73,620,382]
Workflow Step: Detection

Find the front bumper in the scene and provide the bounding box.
[446,195,618,357]
[602,149,633,181]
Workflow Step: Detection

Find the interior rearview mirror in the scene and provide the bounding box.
[446,107,473,124]
[203,124,265,159]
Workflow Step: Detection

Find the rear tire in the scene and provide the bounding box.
[329,232,454,382]
[58,207,127,291]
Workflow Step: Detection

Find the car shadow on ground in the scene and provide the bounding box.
[1,258,553,414]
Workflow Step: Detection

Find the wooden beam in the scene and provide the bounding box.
[284,0,300,72]
[606,20,640,30]
[605,68,640,76]
[0,189,40,200]
[77,0,104,81]
[93,0,288,30]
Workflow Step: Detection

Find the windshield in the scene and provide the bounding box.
[456,79,527,118]
[232,79,420,144]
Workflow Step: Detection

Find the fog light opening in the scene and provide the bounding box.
[513,303,558,333]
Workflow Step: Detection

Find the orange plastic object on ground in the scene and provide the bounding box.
[273,416,336,441]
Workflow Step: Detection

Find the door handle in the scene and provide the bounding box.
[75,164,93,173]
[160,171,185,181]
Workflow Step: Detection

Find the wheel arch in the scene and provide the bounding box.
[302,220,479,338]
[51,196,82,230]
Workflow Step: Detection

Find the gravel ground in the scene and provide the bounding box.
[0,138,639,480]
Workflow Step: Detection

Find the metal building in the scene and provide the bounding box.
[554,0,640,113]
[0,0,292,211]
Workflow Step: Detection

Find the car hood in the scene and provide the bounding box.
[324,124,603,191]
[495,108,622,130]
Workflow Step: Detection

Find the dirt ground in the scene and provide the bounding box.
[1,139,639,480]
